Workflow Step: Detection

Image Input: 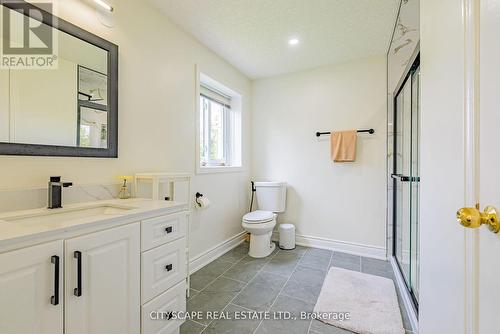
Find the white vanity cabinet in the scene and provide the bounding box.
[140,212,188,334]
[65,223,141,334]
[0,199,189,334]
[0,240,63,334]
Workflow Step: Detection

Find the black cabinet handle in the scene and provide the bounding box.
[391,174,420,182]
[74,251,82,297]
[50,255,60,306]
[165,226,173,234]
[165,264,173,272]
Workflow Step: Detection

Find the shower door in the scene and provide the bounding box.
[392,58,420,308]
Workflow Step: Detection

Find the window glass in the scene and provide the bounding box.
[200,95,227,166]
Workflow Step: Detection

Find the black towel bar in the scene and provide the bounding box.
[315,129,375,137]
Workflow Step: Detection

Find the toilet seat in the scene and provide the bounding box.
[242,210,274,224]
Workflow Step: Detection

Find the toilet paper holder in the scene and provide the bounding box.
[195,192,203,205]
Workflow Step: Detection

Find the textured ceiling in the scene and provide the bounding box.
[148,0,400,79]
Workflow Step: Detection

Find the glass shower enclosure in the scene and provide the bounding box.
[392,57,420,308]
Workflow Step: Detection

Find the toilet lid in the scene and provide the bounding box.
[243,210,274,223]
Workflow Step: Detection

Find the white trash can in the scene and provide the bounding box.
[279,223,296,250]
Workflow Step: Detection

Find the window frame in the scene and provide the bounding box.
[195,68,243,174]
[200,94,230,167]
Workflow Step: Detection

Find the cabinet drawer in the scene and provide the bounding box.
[142,238,186,303]
[141,281,186,334]
[141,212,187,251]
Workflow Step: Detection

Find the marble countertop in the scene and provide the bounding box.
[0,198,188,252]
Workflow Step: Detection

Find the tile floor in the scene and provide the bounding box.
[182,242,414,334]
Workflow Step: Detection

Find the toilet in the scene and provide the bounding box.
[242,182,286,258]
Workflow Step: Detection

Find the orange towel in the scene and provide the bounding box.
[331,130,357,162]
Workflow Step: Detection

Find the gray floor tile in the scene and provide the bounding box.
[252,269,290,290]
[310,319,355,334]
[187,279,242,325]
[299,252,331,271]
[262,251,301,276]
[218,243,249,263]
[190,258,234,291]
[256,319,306,334]
[256,295,314,334]
[273,250,303,261]
[330,252,361,272]
[306,248,332,259]
[360,257,394,280]
[282,265,327,304]
[203,303,261,334]
[241,253,275,266]
[180,320,206,334]
[272,293,315,314]
[185,247,409,334]
[223,256,267,282]
[233,271,288,311]
[188,289,199,301]
[203,276,246,294]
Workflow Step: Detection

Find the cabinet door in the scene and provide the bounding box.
[0,240,63,334]
[65,223,140,334]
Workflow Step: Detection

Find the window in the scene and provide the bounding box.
[197,73,242,172]
[200,91,229,166]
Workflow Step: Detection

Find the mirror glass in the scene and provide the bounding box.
[0,6,109,149]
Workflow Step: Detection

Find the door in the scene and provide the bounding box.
[0,240,63,334]
[65,223,140,334]
[420,0,500,333]
[477,1,500,332]
[392,59,420,307]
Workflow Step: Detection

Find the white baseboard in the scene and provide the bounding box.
[272,232,387,260]
[189,231,247,274]
[390,257,419,333]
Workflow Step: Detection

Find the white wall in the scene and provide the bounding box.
[0,0,251,260]
[251,56,387,255]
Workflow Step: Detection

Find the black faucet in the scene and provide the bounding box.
[48,176,73,209]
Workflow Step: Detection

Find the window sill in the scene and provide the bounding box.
[196,166,245,174]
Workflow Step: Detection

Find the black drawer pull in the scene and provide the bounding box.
[391,174,420,182]
[165,264,173,272]
[165,226,173,234]
[50,255,60,306]
[74,251,82,297]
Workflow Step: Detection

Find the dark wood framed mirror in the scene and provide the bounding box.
[0,0,118,157]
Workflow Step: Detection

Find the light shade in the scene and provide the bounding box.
[288,38,299,45]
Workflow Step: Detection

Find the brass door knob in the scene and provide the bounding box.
[457,205,500,233]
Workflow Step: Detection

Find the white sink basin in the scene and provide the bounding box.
[1,204,137,227]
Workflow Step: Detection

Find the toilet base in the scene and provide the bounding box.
[248,232,276,258]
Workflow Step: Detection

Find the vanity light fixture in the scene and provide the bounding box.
[288,38,300,46]
[94,0,113,12]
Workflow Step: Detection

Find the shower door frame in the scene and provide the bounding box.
[392,54,420,311]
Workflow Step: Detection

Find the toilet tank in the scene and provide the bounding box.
[254,182,286,213]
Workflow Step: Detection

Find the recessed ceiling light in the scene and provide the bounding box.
[94,0,114,12]
[288,38,300,46]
